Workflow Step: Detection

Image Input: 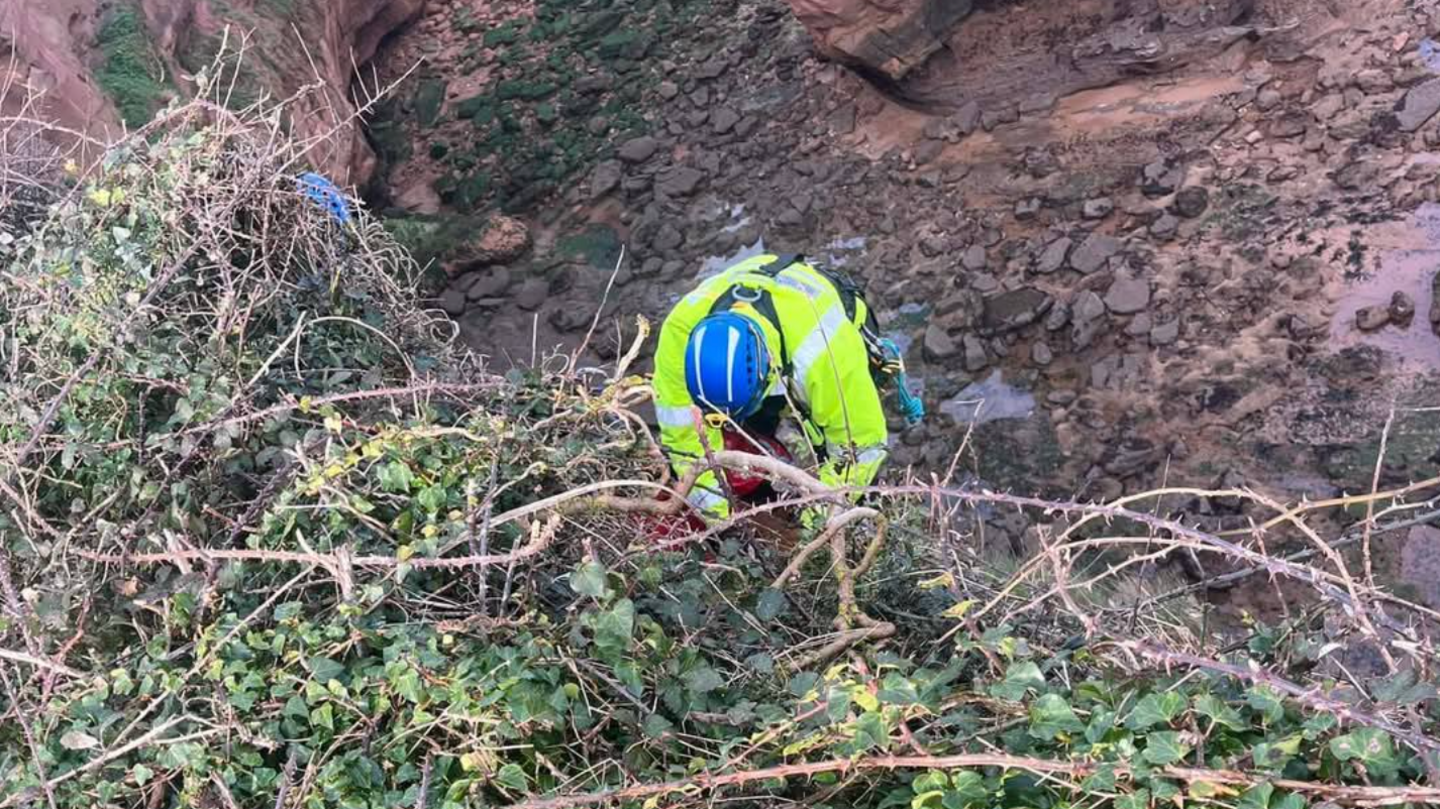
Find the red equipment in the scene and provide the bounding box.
[642,428,795,542]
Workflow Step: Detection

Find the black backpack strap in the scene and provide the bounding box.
[755,253,802,277]
[710,285,791,376]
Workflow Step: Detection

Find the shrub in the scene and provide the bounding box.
[3,92,1440,809]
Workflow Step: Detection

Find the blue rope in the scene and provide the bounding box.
[877,337,925,426]
[298,172,352,224]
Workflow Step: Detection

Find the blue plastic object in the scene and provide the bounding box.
[298,172,351,224]
[684,312,771,418]
[878,337,925,426]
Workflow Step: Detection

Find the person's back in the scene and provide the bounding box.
[652,253,889,521]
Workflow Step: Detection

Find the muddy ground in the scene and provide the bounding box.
[367,0,1440,615]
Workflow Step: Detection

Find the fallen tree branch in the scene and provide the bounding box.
[0,648,85,679]
[507,752,1440,809]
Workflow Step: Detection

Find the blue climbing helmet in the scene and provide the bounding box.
[683,312,771,419]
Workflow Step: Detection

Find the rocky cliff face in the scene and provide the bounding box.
[0,0,424,184]
[784,0,972,80]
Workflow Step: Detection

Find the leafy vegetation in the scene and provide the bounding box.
[5,92,1440,809]
[95,4,170,128]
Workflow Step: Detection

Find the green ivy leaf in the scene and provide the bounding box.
[1246,685,1285,724]
[1029,693,1085,740]
[306,656,344,684]
[1081,764,1116,792]
[571,560,612,600]
[1238,782,1274,809]
[1253,734,1302,770]
[496,762,528,791]
[309,703,334,731]
[948,770,987,804]
[1128,692,1186,730]
[755,588,787,621]
[991,660,1044,701]
[1141,731,1189,765]
[1193,693,1245,730]
[685,666,724,695]
[1113,788,1149,809]
[131,763,154,786]
[378,460,414,493]
[643,713,674,739]
[1329,728,1394,766]
[593,598,635,656]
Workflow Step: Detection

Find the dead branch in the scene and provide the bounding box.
[507,752,1440,809]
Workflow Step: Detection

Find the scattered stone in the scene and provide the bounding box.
[1431,271,1440,336]
[464,267,511,300]
[913,139,944,165]
[954,101,982,134]
[1141,159,1182,196]
[1335,158,1381,191]
[1031,342,1054,366]
[1014,198,1043,221]
[1389,290,1416,326]
[1070,232,1123,274]
[1125,312,1152,337]
[1047,389,1076,406]
[514,278,547,311]
[394,179,441,215]
[652,223,684,251]
[962,334,989,372]
[1401,526,1440,610]
[1082,197,1114,219]
[711,107,741,134]
[439,287,467,316]
[1286,313,1317,339]
[1071,291,1108,349]
[1044,301,1070,331]
[827,103,858,135]
[1255,88,1283,110]
[1149,318,1181,346]
[694,56,730,80]
[618,136,659,163]
[656,166,706,197]
[1019,92,1057,115]
[1268,113,1308,138]
[1035,237,1072,274]
[935,289,985,331]
[1397,78,1440,132]
[453,215,530,269]
[923,323,959,361]
[1312,93,1346,121]
[590,160,624,199]
[1356,304,1391,331]
[1355,69,1394,95]
[1103,275,1151,315]
[1150,214,1179,239]
[961,244,987,271]
[1267,165,1301,183]
[1171,187,1211,218]
[981,288,1053,334]
[658,80,680,100]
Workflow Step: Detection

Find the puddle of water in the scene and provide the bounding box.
[699,237,767,278]
[722,204,752,234]
[938,370,1037,425]
[1327,202,1440,371]
[821,235,869,268]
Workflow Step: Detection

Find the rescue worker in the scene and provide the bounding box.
[653,252,890,523]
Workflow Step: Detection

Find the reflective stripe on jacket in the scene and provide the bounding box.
[653,254,888,518]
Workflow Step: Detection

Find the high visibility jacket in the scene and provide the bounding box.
[653,255,889,519]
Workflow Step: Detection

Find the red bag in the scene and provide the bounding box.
[640,428,794,543]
